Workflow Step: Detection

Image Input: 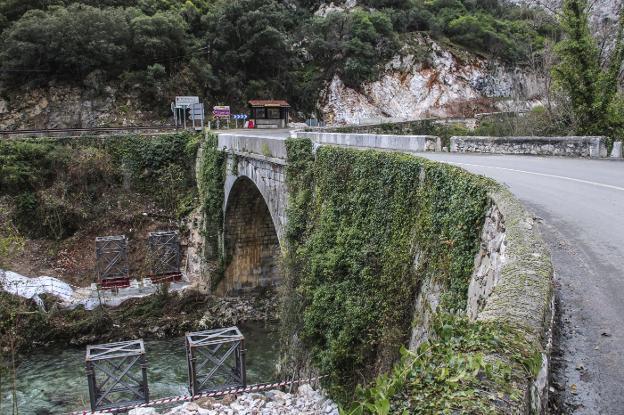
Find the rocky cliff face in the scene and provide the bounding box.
[319,1,622,125]
[509,0,620,23]
[0,83,165,130]
[320,39,545,125]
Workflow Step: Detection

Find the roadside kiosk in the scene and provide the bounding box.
[248,100,290,129]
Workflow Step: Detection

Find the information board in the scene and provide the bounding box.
[175,96,199,107]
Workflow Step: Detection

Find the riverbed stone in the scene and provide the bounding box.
[141,385,337,414]
[129,408,159,415]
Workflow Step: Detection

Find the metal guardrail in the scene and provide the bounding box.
[0,125,179,137]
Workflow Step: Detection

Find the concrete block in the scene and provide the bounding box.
[611,141,623,159]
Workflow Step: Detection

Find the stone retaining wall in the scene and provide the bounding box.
[450,135,608,158]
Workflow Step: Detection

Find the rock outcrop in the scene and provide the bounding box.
[319,38,544,125]
[0,83,165,129]
[509,0,622,51]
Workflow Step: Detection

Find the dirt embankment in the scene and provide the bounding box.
[7,194,187,287]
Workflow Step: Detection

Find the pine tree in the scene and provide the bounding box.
[552,0,624,139]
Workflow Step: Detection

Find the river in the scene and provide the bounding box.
[1,321,279,414]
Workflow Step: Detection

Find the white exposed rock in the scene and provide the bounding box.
[320,38,544,125]
[507,0,621,29]
[314,0,358,17]
[129,408,159,415]
[508,0,622,51]
[165,402,211,415]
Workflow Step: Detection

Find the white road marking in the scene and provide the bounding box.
[445,161,624,193]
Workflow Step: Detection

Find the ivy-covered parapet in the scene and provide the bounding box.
[282,138,492,399]
[196,133,226,259]
[468,186,554,413]
[281,137,554,414]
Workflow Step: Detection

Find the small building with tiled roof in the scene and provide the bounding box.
[248,99,290,129]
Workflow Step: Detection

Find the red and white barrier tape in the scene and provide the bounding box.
[68,376,325,415]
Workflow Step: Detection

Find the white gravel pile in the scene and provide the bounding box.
[0,269,190,310]
[127,385,339,415]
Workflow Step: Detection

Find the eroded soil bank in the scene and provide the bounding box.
[0,288,278,354]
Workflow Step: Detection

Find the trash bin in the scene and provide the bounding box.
[248,119,255,129]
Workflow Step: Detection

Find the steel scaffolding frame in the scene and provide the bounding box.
[95,235,130,288]
[85,340,149,412]
[185,327,246,395]
[147,231,181,282]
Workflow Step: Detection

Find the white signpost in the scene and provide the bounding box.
[172,96,202,130]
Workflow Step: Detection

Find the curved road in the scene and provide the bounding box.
[421,153,624,414]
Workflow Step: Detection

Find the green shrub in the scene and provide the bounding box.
[347,314,541,414]
[0,133,200,240]
[0,0,556,117]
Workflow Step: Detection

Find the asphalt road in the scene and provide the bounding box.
[421,153,624,414]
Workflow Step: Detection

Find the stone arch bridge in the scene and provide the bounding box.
[217,132,441,293]
[213,128,624,414]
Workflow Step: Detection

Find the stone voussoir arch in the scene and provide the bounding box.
[219,134,289,294]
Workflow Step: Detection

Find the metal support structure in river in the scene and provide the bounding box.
[95,235,130,288]
[85,340,149,412]
[185,326,247,396]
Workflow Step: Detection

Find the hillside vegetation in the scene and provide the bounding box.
[0,0,556,115]
[0,133,200,283]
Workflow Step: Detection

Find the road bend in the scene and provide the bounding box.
[421,153,624,414]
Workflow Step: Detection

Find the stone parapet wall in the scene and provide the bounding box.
[467,202,506,320]
[295,131,441,152]
[219,134,288,160]
[450,135,608,158]
[468,187,554,413]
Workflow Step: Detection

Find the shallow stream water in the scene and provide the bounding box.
[1,321,279,415]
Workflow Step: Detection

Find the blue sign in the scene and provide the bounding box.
[233,114,248,120]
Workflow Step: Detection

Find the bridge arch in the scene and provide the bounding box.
[221,175,282,294]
